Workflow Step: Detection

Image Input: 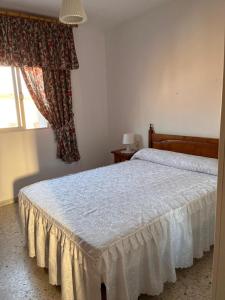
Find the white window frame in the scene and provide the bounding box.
[0,66,48,132]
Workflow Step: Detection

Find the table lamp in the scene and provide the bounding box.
[122,133,135,153]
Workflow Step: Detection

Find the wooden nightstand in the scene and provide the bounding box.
[111,149,137,163]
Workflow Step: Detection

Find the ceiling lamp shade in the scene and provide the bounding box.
[59,0,87,25]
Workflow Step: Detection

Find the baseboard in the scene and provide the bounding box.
[0,197,18,207]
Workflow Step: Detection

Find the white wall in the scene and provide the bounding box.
[0,23,109,205]
[72,24,109,170]
[106,0,225,149]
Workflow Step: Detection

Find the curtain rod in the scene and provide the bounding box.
[0,8,77,26]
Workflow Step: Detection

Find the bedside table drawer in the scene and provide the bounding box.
[115,155,128,163]
[111,149,136,163]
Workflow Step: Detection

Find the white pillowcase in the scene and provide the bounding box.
[132,148,218,176]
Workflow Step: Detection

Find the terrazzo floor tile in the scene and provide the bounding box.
[0,203,213,300]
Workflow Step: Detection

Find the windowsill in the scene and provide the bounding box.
[0,127,50,134]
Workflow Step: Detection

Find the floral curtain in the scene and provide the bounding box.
[0,15,80,162]
[21,67,80,162]
[0,16,79,69]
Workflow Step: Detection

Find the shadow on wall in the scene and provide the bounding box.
[135,134,144,149]
[14,173,44,199]
[12,128,81,200]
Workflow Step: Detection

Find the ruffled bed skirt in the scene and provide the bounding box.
[19,191,215,300]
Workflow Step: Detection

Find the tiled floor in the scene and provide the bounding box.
[0,203,213,300]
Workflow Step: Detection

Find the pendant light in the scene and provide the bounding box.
[59,0,87,25]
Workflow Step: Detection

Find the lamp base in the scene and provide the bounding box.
[121,145,133,153]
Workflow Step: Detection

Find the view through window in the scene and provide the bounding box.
[0,66,47,130]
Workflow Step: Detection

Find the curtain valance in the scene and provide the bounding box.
[0,15,79,70]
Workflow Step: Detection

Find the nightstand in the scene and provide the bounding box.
[111,149,136,163]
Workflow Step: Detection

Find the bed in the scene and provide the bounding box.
[18,124,219,300]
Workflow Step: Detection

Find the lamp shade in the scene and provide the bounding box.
[59,0,87,25]
[122,133,135,145]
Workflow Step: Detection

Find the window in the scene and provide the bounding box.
[0,66,48,130]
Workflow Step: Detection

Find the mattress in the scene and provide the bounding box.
[19,148,218,300]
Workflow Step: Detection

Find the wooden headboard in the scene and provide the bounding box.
[148,124,219,158]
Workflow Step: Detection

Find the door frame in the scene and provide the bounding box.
[212,45,225,300]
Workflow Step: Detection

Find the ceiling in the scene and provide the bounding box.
[0,0,168,30]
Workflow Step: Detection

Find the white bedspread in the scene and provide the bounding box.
[19,149,217,300]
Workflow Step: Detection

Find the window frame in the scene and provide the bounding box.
[0,66,48,133]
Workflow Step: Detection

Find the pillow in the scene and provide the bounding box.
[131,148,218,176]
